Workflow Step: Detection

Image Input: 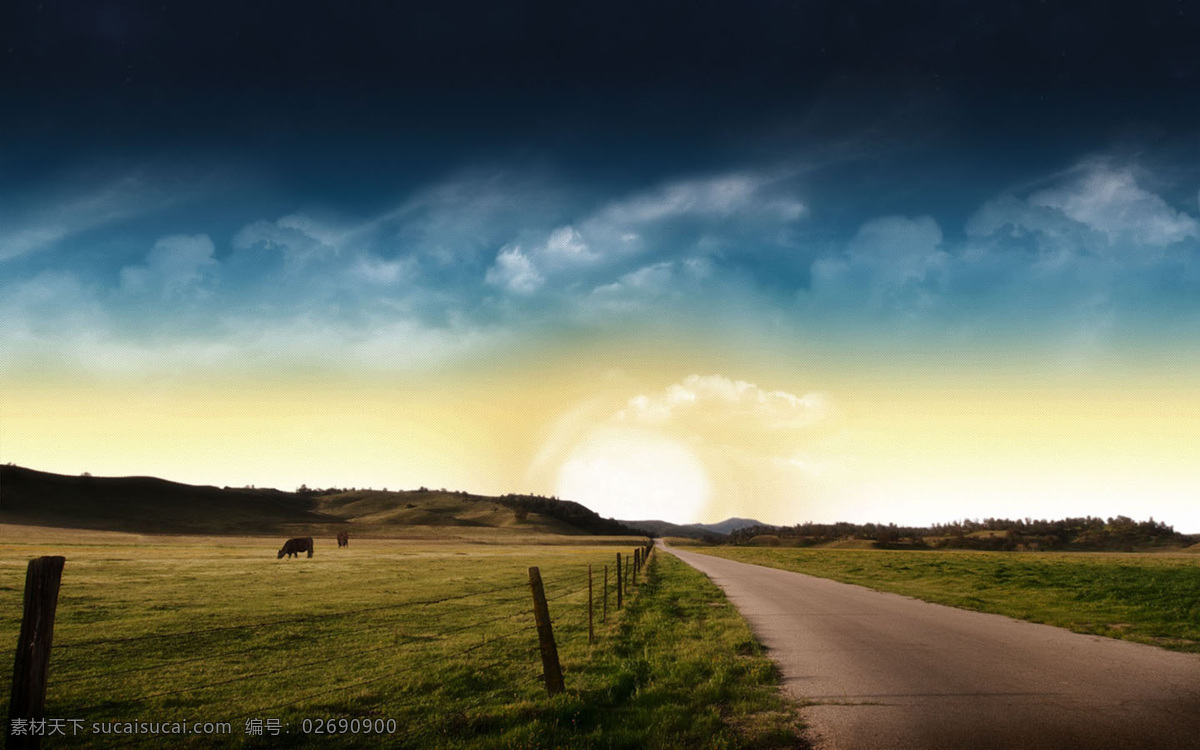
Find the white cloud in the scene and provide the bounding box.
[810,215,947,311]
[232,213,344,265]
[965,194,1096,247]
[224,315,503,372]
[229,210,435,306]
[539,225,598,266]
[960,161,1200,320]
[537,171,809,274]
[580,258,719,317]
[1,227,71,263]
[592,262,676,297]
[1029,164,1199,247]
[485,245,545,294]
[350,255,414,285]
[618,374,830,432]
[0,271,108,349]
[483,225,600,295]
[120,234,217,299]
[379,171,566,268]
[0,271,235,377]
[477,170,804,297]
[0,176,169,262]
[452,169,806,297]
[595,173,805,226]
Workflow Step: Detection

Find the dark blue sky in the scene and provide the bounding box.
[3,0,1199,375]
[6,0,1198,184]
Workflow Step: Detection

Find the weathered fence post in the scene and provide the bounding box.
[527,567,564,696]
[7,556,66,750]
[616,553,623,609]
[603,565,608,622]
[587,564,594,644]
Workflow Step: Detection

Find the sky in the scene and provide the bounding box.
[3,1,1200,530]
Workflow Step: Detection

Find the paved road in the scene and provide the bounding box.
[662,541,1200,750]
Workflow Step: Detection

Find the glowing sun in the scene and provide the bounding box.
[555,427,711,524]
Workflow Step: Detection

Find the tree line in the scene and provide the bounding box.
[494,494,645,537]
[724,516,1190,552]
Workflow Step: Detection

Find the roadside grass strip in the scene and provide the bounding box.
[688,546,1200,654]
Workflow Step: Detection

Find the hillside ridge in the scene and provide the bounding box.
[0,464,642,537]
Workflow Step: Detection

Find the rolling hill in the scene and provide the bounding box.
[0,465,644,538]
[622,517,766,540]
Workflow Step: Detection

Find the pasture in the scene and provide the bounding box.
[1,527,800,748]
[684,545,1200,653]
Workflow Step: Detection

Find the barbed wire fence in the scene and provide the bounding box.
[4,539,655,748]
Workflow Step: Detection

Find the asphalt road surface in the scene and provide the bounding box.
[663,542,1200,750]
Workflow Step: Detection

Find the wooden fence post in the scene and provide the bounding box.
[603,565,608,622]
[616,553,623,609]
[587,564,594,644]
[7,556,66,750]
[527,567,564,696]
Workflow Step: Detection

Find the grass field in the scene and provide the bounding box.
[682,545,1200,654]
[1,527,801,748]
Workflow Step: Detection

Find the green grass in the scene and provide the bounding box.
[483,551,804,750]
[1,528,799,748]
[685,546,1200,653]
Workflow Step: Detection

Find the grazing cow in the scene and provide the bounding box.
[337,531,349,548]
[277,536,314,559]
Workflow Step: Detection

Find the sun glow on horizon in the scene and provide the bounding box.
[554,427,711,525]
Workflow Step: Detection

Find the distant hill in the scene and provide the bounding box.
[622,516,767,540]
[0,465,644,538]
[698,517,768,535]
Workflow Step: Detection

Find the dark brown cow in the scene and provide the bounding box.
[336,532,349,548]
[277,536,313,559]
